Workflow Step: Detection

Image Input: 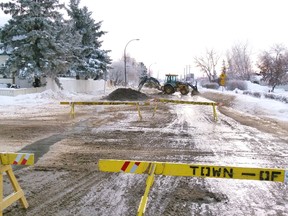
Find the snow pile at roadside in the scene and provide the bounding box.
[200,81,288,122]
[242,82,288,103]
[0,89,109,106]
[233,93,288,121]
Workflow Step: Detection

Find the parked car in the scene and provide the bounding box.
[250,73,262,84]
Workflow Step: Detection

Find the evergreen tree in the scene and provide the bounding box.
[66,0,111,80]
[0,0,71,87]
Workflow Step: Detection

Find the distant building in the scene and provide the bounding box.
[185,73,194,83]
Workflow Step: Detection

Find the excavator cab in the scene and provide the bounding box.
[165,74,178,84]
[163,74,178,94]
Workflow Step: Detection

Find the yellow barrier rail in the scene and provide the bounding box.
[0,153,34,216]
[60,101,154,120]
[155,98,218,121]
[99,159,288,215]
[60,98,218,121]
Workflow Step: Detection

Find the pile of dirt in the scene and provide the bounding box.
[103,88,150,101]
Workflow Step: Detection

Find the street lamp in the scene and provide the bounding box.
[124,38,140,86]
[148,62,156,77]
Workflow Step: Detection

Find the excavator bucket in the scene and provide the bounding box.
[189,82,199,95]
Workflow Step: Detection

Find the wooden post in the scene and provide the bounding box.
[137,163,156,216]
[136,103,143,121]
[212,104,218,121]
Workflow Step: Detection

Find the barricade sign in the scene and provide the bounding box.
[98,159,288,216]
[0,153,34,216]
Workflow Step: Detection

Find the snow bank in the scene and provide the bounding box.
[201,81,288,122]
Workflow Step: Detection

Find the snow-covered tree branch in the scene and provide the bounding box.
[194,49,220,82]
[226,42,254,80]
[0,0,111,89]
[258,44,288,92]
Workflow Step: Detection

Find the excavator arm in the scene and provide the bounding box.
[138,76,161,91]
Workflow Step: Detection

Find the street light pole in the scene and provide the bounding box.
[124,38,140,87]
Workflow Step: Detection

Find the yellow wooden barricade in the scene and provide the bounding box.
[60,101,156,120]
[156,99,218,121]
[60,99,218,121]
[0,153,34,216]
[99,159,288,216]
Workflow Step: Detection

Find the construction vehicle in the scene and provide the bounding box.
[138,74,199,95]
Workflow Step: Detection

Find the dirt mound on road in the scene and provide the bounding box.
[104,88,149,101]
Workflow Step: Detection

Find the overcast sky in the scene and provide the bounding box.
[1,0,288,78]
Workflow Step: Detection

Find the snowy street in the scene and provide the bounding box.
[1,0,288,215]
[0,87,287,215]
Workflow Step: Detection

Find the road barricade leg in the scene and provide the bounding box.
[136,103,143,121]
[212,104,218,121]
[0,165,29,216]
[137,163,156,216]
[152,102,158,117]
[0,153,34,215]
[70,102,75,117]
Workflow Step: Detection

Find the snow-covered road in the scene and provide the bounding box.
[1,89,288,215]
[144,102,288,215]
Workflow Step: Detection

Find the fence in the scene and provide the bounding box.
[0,87,46,96]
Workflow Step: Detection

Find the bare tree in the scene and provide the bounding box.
[109,61,124,86]
[226,42,254,80]
[108,56,147,86]
[126,56,141,86]
[258,44,288,92]
[194,49,220,82]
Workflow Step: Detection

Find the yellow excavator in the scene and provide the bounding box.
[138,74,199,95]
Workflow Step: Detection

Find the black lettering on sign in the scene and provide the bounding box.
[206,167,210,176]
[200,167,211,176]
[241,173,256,176]
[260,171,270,181]
[190,166,199,175]
[223,168,233,178]
[212,168,222,177]
[271,171,281,181]
[260,171,282,181]
[189,166,234,178]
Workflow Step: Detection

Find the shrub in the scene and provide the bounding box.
[264,93,277,100]
[264,93,288,103]
[226,80,247,91]
[243,90,261,98]
[253,92,262,98]
[202,82,219,89]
